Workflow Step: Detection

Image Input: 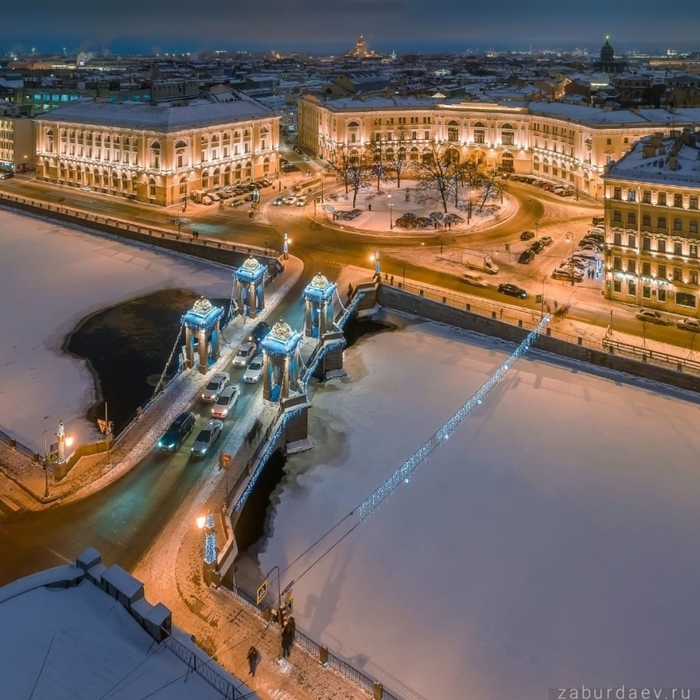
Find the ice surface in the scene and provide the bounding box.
[0,209,232,450]
[255,312,700,700]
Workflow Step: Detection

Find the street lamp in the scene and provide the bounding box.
[565,231,575,286]
[388,193,394,230]
[535,221,539,239]
[283,232,290,260]
[56,420,73,463]
[371,251,381,279]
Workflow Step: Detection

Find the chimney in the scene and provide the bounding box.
[642,144,656,158]
[668,155,678,170]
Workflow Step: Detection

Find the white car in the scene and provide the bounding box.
[211,386,239,419]
[284,196,298,205]
[676,318,700,332]
[232,341,257,367]
[295,195,308,207]
[243,354,265,383]
[190,419,223,459]
[200,372,230,402]
[635,308,667,325]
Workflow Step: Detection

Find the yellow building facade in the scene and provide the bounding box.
[35,98,280,206]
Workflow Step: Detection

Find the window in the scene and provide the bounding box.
[674,194,683,208]
[674,241,683,256]
[642,261,651,275]
[613,256,622,270]
[447,120,459,142]
[501,123,514,146]
[614,232,622,246]
[628,259,636,274]
[613,279,622,293]
[607,138,612,145]
[613,210,621,223]
[423,131,430,140]
[150,141,161,169]
[148,178,156,197]
[643,214,651,227]
[613,187,622,200]
[473,122,485,144]
[658,239,666,253]
[658,289,667,302]
[627,189,636,202]
[692,271,699,285]
[691,221,699,234]
[643,190,651,203]
[628,281,636,296]
[691,244,698,258]
[676,292,696,308]
[658,263,667,278]
[658,192,667,205]
[643,236,651,251]
[411,131,417,140]
[690,196,698,210]
[674,218,683,232]
[658,216,667,229]
[642,286,651,299]
[627,212,636,226]
[674,267,683,281]
[628,234,636,248]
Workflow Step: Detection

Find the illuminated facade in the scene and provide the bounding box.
[34,97,280,206]
[604,128,700,315]
[298,95,700,198]
[0,105,34,173]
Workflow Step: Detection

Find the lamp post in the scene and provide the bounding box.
[535,221,539,239]
[388,193,393,230]
[283,232,290,260]
[55,420,73,464]
[371,251,381,280]
[565,231,575,286]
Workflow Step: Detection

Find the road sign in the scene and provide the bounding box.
[281,598,293,615]
[219,453,232,471]
[256,579,269,606]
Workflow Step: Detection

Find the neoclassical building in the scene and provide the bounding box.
[35,95,280,206]
[604,128,700,316]
[298,94,700,199]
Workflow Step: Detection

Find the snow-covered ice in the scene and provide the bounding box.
[253,311,700,700]
[0,209,232,451]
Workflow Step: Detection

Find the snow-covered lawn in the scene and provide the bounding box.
[0,209,232,451]
[254,311,700,700]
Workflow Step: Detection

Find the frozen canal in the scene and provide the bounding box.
[0,209,232,450]
[250,311,700,700]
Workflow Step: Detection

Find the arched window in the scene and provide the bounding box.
[350,149,360,166]
[202,171,209,189]
[542,157,550,174]
[348,121,360,128]
[409,147,419,162]
[263,157,270,174]
[422,151,434,164]
[234,163,242,181]
[245,160,252,179]
[212,168,220,187]
[445,148,460,165]
[148,178,156,198]
[501,152,514,173]
[175,140,187,169]
[501,123,514,146]
[447,120,459,143]
[224,165,231,185]
[179,175,187,197]
[150,141,161,169]
[473,121,485,144]
[533,155,540,171]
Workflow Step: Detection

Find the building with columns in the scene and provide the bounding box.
[298,94,700,199]
[34,94,280,206]
[603,128,700,316]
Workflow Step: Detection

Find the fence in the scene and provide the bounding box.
[0,426,39,462]
[602,336,700,373]
[165,634,244,699]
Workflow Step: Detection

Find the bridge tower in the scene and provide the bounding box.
[181,297,225,374]
[234,256,266,319]
[302,273,336,338]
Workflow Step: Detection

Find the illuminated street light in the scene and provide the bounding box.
[388,193,394,230]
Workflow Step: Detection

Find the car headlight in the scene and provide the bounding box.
[201,448,207,455]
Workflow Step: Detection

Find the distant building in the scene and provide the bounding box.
[347,35,375,59]
[594,38,628,74]
[604,128,700,315]
[0,99,34,173]
[35,94,279,206]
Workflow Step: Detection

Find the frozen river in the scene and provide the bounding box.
[249,311,700,700]
[0,209,232,450]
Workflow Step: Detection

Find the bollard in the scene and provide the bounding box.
[678,362,683,372]
[546,328,551,336]
[642,354,647,363]
[518,319,523,327]
[608,345,614,354]
[319,646,329,665]
[419,289,424,297]
[492,311,497,319]
[577,337,583,345]
[373,682,383,700]
[218,242,222,248]
[9,437,16,450]
[442,296,447,304]
[466,303,470,312]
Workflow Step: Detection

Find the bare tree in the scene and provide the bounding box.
[328,142,355,195]
[384,128,411,189]
[411,141,462,213]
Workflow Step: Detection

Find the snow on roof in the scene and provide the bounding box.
[0,580,248,700]
[101,564,144,601]
[36,96,273,132]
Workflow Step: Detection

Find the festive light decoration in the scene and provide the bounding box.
[204,513,217,565]
[358,315,551,521]
[336,292,364,329]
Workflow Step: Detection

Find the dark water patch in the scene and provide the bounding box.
[66,289,229,433]
[234,449,287,555]
[343,314,396,349]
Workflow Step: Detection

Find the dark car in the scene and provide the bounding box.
[518,249,535,264]
[0,172,14,180]
[529,240,545,254]
[592,216,605,226]
[249,321,271,344]
[520,230,535,241]
[498,283,528,299]
[158,411,196,452]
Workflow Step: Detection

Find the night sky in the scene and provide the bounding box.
[3,0,699,55]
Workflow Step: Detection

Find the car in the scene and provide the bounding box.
[296,195,308,207]
[540,235,554,246]
[157,411,196,452]
[0,172,14,180]
[201,372,230,402]
[552,268,584,282]
[273,197,285,206]
[573,249,599,260]
[284,196,298,205]
[635,309,667,325]
[518,249,535,264]
[529,240,545,254]
[190,419,223,459]
[243,354,265,383]
[233,341,257,367]
[676,318,700,332]
[592,216,605,226]
[498,283,528,299]
[462,272,488,288]
[578,242,603,253]
[249,321,270,344]
[211,386,239,419]
[520,230,535,241]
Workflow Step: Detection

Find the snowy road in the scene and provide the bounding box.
[250,311,700,700]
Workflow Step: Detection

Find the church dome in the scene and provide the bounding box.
[600,39,615,63]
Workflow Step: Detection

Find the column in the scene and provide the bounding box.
[198,329,208,373]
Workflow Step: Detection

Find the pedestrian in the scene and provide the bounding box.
[385,272,389,281]
[368,203,372,211]
[390,274,394,285]
[282,617,296,658]
[247,646,259,676]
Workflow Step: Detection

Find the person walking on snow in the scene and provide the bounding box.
[247,646,259,676]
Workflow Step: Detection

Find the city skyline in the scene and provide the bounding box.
[4,0,700,55]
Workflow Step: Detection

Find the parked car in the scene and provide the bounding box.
[243,354,265,383]
[540,235,554,246]
[0,172,14,180]
[296,195,308,207]
[676,317,700,332]
[529,240,545,254]
[211,386,239,419]
[233,341,257,367]
[498,283,528,299]
[157,412,196,452]
[592,216,605,226]
[273,197,285,206]
[201,373,230,402]
[190,419,223,459]
[249,321,271,344]
[552,268,584,282]
[518,249,535,264]
[520,230,535,241]
[284,196,298,205]
[635,309,667,325]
